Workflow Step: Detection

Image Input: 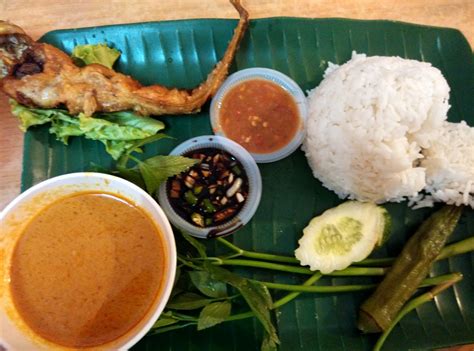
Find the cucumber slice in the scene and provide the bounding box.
[295,201,391,274]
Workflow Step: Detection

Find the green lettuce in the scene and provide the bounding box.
[71,43,120,68]
[10,100,165,160]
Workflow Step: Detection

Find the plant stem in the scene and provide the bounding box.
[213,258,386,276]
[257,273,461,293]
[177,256,201,270]
[355,237,474,266]
[217,236,474,267]
[418,273,461,288]
[436,236,474,260]
[225,273,323,322]
[373,272,463,351]
[148,322,197,335]
[262,282,376,293]
[128,154,142,164]
[352,257,394,267]
[273,273,323,308]
[171,311,199,321]
[216,237,243,255]
[217,237,298,263]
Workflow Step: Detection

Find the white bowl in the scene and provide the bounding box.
[210,67,308,163]
[158,135,262,238]
[0,173,176,351]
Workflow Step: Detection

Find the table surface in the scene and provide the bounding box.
[0,1,473,350]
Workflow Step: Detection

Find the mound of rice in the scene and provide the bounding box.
[303,52,470,205]
[415,121,474,208]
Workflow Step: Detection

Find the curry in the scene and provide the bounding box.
[9,192,166,348]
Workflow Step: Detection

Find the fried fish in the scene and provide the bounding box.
[0,0,248,116]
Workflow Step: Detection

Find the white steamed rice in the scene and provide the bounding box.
[303,52,474,207]
[415,121,474,208]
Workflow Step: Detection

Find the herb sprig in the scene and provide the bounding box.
[93,133,198,195]
[150,231,474,351]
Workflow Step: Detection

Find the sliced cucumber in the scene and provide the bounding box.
[295,201,391,274]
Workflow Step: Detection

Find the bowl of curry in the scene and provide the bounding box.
[210,68,308,163]
[0,173,176,350]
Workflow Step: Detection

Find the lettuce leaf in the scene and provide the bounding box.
[10,100,165,159]
[71,43,120,68]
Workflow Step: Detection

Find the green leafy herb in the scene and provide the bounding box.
[116,165,145,188]
[113,135,198,195]
[189,271,228,298]
[116,133,170,168]
[181,231,208,258]
[152,312,179,329]
[149,219,473,351]
[72,43,120,68]
[205,264,280,348]
[137,156,198,194]
[197,301,232,330]
[167,292,213,310]
[10,100,164,160]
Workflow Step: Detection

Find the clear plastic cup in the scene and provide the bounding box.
[210,67,308,163]
[158,135,262,239]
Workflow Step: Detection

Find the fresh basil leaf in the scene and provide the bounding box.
[116,165,145,189]
[181,231,207,258]
[152,314,179,329]
[71,43,120,69]
[167,292,213,310]
[144,155,198,178]
[189,271,227,298]
[138,156,197,194]
[170,287,183,300]
[205,265,280,346]
[240,280,279,346]
[197,301,232,331]
[138,161,162,194]
[205,263,245,286]
[117,133,170,168]
[174,265,182,288]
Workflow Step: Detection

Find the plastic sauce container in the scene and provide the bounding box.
[210,68,308,163]
[158,135,262,238]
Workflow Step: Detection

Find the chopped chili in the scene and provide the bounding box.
[167,148,249,227]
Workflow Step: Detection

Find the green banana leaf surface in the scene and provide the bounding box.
[20,17,474,350]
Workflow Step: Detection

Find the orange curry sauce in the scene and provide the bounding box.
[10,192,166,348]
[219,79,301,154]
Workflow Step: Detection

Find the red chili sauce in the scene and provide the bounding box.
[218,79,301,154]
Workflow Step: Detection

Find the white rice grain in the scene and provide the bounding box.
[304,52,451,203]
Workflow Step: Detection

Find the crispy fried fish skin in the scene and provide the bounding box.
[0,0,248,116]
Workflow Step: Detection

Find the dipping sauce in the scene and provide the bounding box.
[167,148,249,227]
[219,79,301,154]
[10,192,166,348]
